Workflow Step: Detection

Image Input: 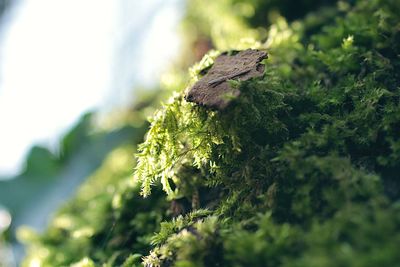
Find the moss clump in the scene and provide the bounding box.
[23,0,400,266]
[137,0,400,265]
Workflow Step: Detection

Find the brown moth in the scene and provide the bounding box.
[185,49,268,110]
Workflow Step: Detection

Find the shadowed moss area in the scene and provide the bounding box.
[22,0,400,266]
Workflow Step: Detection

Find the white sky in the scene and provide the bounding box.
[0,0,183,176]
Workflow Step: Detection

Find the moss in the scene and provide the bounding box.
[23,0,400,266]
[135,0,400,265]
[21,146,168,266]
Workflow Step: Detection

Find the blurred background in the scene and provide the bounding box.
[0,0,184,264]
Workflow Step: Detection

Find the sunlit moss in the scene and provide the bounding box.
[134,0,400,266]
[22,0,400,266]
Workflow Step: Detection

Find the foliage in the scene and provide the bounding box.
[21,146,168,267]
[23,0,400,266]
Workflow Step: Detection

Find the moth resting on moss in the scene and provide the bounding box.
[185,49,268,110]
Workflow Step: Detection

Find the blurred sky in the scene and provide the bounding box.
[0,0,183,177]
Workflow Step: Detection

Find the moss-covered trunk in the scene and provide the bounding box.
[22,1,400,266]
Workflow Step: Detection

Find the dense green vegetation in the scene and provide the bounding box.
[22,0,400,266]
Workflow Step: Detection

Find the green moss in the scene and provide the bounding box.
[21,146,168,266]
[23,0,400,266]
[135,0,400,265]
